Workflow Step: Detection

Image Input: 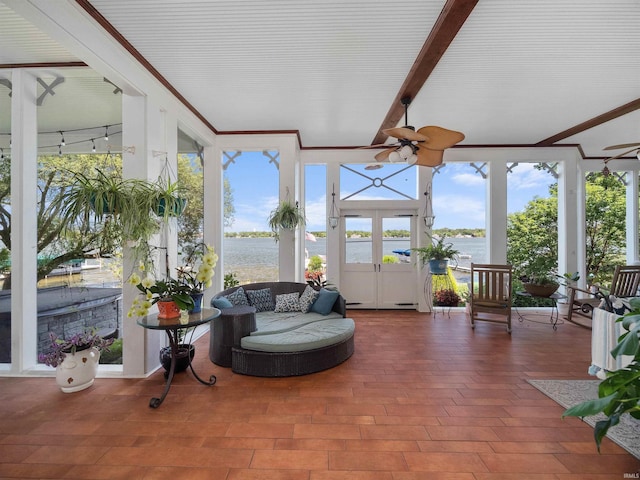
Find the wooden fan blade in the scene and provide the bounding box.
[358,143,399,149]
[414,147,444,167]
[604,142,640,151]
[382,127,428,142]
[417,126,465,150]
[364,163,384,170]
[605,147,640,161]
[374,147,397,162]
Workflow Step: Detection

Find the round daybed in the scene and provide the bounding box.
[209,282,354,377]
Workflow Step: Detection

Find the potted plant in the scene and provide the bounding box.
[433,288,461,307]
[411,236,459,274]
[38,330,114,393]
[127,266,195,319]
[56,169,161,268]
[267,199,305,242]
[176,243,218,313]
[153,177,188,219]
[562,297,640,452]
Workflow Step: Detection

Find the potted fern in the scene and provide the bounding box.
[411,236,459,274]
[267,199,305,242]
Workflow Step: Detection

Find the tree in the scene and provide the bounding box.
[223,176,235,228]
[176,154,235,253]
[507,173,627,287]
[0,153,124,288]
[0,152,234,288]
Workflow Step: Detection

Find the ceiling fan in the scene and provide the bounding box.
[603,142,640,160]
[600,142,640,175]
[363,97,465,170]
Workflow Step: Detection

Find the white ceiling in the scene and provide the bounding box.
[1,0,639,160]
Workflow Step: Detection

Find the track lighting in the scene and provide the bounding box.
[59,131,65,146]
[104,126,109,141]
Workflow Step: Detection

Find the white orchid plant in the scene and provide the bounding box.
[176,243,218,294]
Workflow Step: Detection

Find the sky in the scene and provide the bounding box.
[223,151,555,232]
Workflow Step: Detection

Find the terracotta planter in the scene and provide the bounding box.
[157,300,181,319]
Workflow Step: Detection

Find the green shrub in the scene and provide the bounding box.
[382,255,398,264]
[307,255,324,272]
[99,338,122,364]
[224,272,239,289]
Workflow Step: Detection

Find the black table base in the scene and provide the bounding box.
[149,327,217,408]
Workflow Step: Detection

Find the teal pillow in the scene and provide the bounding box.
[211,297,233,309]
[310,288,339,315]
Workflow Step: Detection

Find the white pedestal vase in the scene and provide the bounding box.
[55,347,101,393]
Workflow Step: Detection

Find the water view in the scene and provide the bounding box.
[224,236,486,284]
[35,237,487,288]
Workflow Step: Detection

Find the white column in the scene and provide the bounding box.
[626,171,639,264]
[10,70,38,372]
[558,155,580,294]
[163,111,179,277]
[575,163,588,288]
[486,161,507,263]
[277,138,300,282]
[203,143,223,304]
[121,95,172,376]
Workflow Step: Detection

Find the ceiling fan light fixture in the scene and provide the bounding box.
[407,153,418,165]
[399,145,413,158]
[388,150,402,163]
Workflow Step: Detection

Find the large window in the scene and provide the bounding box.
[222,150,279,284]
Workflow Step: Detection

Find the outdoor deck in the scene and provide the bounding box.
[0,308,638,477]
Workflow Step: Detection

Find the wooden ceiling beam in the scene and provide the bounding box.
[372,0,479,145]
[536,98,640,146]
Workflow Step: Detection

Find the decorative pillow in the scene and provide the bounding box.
[211,297,233,309]
[246,288,274,312]
[310,288,339,315]
[226,287,249,306]
[274,292,301,313]
[299,285,320,313]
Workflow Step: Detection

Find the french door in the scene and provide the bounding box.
[340,209,417,309]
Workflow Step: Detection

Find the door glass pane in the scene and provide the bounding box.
[345,217,372,263]
[382,216,411,264]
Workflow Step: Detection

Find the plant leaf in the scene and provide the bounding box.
[562,392,618,418]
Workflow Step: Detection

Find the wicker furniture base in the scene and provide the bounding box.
[231,334,355,377]
[210,305,257,367]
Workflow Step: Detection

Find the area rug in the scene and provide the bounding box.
[528,379,640,460]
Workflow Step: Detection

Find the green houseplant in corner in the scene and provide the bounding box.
[562,297,640,451]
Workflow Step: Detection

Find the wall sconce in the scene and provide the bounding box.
[422,184,435,228]
[328,183,339,229]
